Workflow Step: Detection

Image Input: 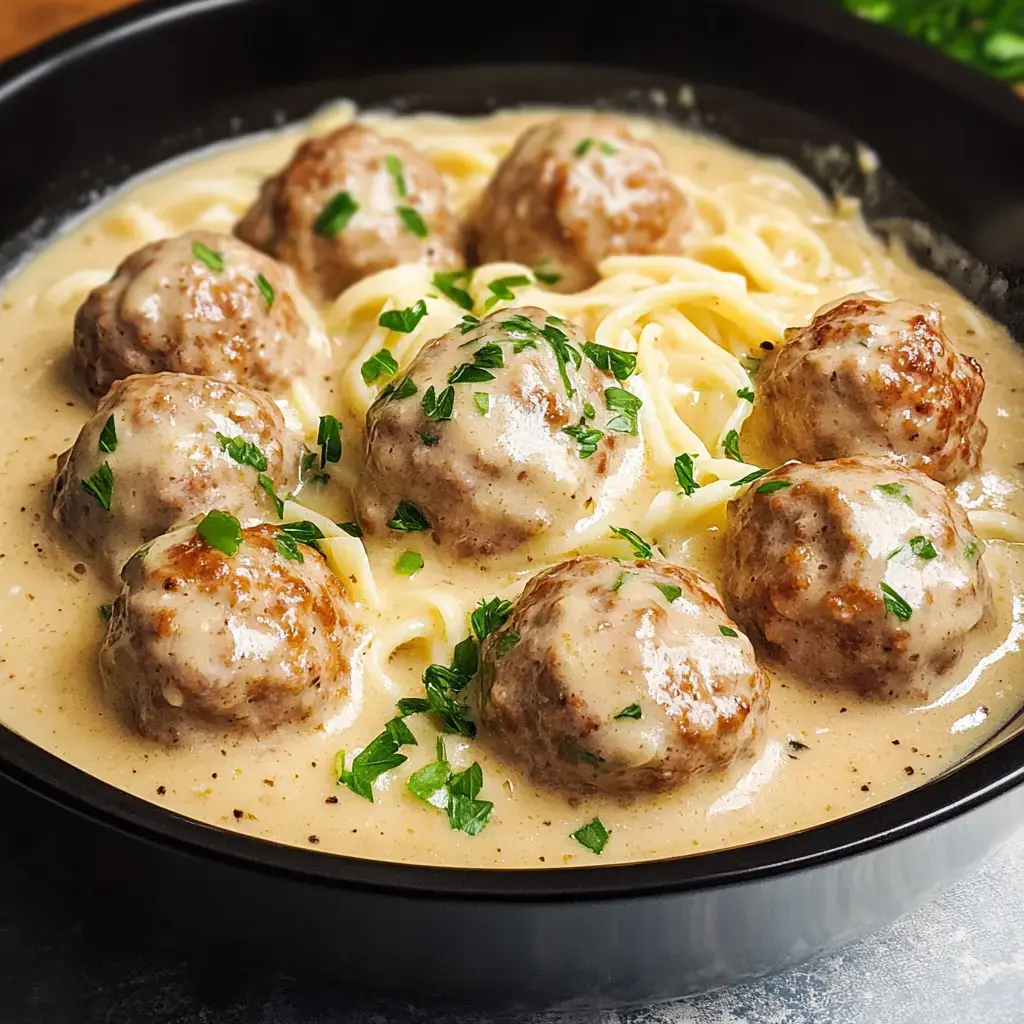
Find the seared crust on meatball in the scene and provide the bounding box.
[474,115,690,293]
[760,295,986,483]
[476,556,768,797]
[235,124,464,303]
[721,457,991,700]
[53,373,304,581]
[74,230,323,396]
[100,522,361,743]
[354,306,644,558]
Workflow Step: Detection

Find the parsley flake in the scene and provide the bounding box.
[880,582,913,621]
[98,415,117,454]
[197,510,242,556]
[472,597,513,641]
[433,270,474,310]
[81,463,114,510]
[483,275,532,311]
[909,535,938,561]
[720,625,738,638]
[314,190,359,237]
[257,474,284,519]
[875,482,913,507]
[317,415,343,469]
[216,432,268,471]
[389,377,417,401]
[336,725,413,803]
[610,526,653,559]
[384,154,407,197]
[654,582,682,604]
[361,348,399,385]
[533,260,562,286]
[757,480,793,495]
[604,386,642,434]
[337,521,363,538]
[614,703,643,721]
[395,550,424,576]
[388,500,430,533]
[378,299,427,334]
[191,241,224,271]
[964,539,984,560]
[421,384,455,421]
[723,430,743,462]
[737,387,755,403]
[255,273,275,309]
[495,631,521,659]
[583,342,637,381]
[571,817,610,854]
[417,429,440,447]
[397,206,429,238]
[563,419,603,459]
[473,392,490,415]
[611,570,632,592]
[674,453,700,496]
[731,468,769,487]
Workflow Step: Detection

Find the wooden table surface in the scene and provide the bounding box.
[0,0,138,62]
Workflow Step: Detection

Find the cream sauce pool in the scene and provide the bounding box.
[1,107,1023,868]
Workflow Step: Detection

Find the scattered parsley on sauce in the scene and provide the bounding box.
[317,415,343,469]
[407,740,494,835]
[216,432,268,471]
[384,154,407,197]
[722,430,743,462]
[614,703,643,721]
[397,206,429,238]
[611,570,632,592]
[389,377,418,402]
[81,463,114,510]
[395,550,424,576]
[874,482,913,507]
[573,138,595,157]
[563,420,603,459]
[98,415,117,454]
[757,480,792,495]
[378,299,427,334]
[335,725,413,802]
[583,342,636,381]
[533,260,562,286]
[407,737,452,807]
[674,453,701,496]
[731,468,769,488]
[257,473,284,519]
[421,384,455,421]
[361,348,399,385]
[964,539,984,560]
[280,520,325,548]
[653,582,682,604]
[388,500,430,533]
[909,535,938,560]
[275,532,304,562]
[571,817,610,854]
[495,631,521,659]
[457,313,482,334]
[720,625,739,638]
[197,510,242,556]
[433,270,474,310]
[609,526,653,559]
[604,387,642,434]
[417,429,440,447]
[337,522,363,538]
[399,639,478,736]
[473,392,490,415]
[255,273,275,309]
[314,190,359,237]
[191,241,224,271]
[483,275,531,311]
[448,344,503,383]
[472,596,514,641]
[737,387,755,403]
[880,582,913,621]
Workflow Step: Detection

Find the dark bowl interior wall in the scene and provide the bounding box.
[3,0,1024,1011]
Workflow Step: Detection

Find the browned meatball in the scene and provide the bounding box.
[53,373,304,581]
[474,115,690,293]
[475,556,768,797]
[355,306,644,557]
[721,457,991,700]
[74,230,322,396]
[236,124,464,303]
[759,296,986,483]
[100,521,361,743]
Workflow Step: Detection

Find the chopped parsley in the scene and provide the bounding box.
[583,400,596,419]
[275,532,304,562]
[98,415,117,454]
[610,526,652,559]
[257,473,284,519]
[533,260,562,286]
[757,480,793,495]
[674,453,700,496]
[378,299,427,334]
[99,602,113,622]
[407,740,493,835]
[604,387,642,434]
[880,582,913,621]
[540,319,582,399]
[583,342,636,381]
[255,273,274,309]
[495,631,521,659]
[720,625,738,638]
[448,343,503,384]
[571,817,610,854]
[337,521,363,538]
[197,510,242,556]
[483,275,531,311]
[457,314,482,334]
[472,596,513,641]
[421,384,455,421]
[909,535,938,561]
[317,415,343,469]
[335,723,415,802]
[191,241,224,271]
[417,429,440,447]
[389,377,417,401]
[314,190,358,237]
[614,703,643,721]
[397,206,429,238]
[433,270,474,311]
[737,387,755,403]
[654,582,682,604]
[874,482,913,507]
[473,392,490,415]
[611,570,632,592]
[399,650,477,736]
[280,520,324,547]
[964,539,984,560]
[723,430,743,462]
[216,432,267,471]
[361,348,399,385]
[81,463,114,510]
[384,154,407,197]
[731,468,769,488]
[395,550,424,576]
[563,419,603,459]
[573,138,617,159]
[388,500,430,533]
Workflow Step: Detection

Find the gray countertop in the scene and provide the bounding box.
[2,769,1022,1024]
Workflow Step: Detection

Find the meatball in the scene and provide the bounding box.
[100,522,360,743]
[474,115,690,293]
[74,230,323,396]
[354,306,644,557]
[235,124,463,303]
[475,556,768,797]
[759,295,986,483]
[721,457,991,700]
[54,373,304,580]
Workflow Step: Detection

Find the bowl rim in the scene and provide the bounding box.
[1,0,1023,902]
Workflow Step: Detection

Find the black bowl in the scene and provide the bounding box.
[2,0,1024,1011]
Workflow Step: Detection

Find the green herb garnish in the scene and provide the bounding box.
[257,473,284,519]
[720,625,738,638]
[533,260,562,286]
[909,535,938,561]
[255,273,274,309]
[81,463,114,510]
[737,387,755,403]
[674,453,700,496]
[388,500,430,533]
[337,522,363,537]
[197,510,242,556]
[610,526,653,559]
[379,299,427,334]
[611,570,632,592]
[99,602,113,622]
[98,415,117,454]
[731,468,769,488]
[314,191,358,237]
[473,392,490,415]
[614,703,643,721]
[604,387,642,434]
[417,429,440,446]
[317,415,343,469]
[483,275,532,311]
[472,596,513,641]
[571,817,610,854]
[875,482,913,507]
[397,206,429,238]
[384,154,407,197]
[563,419,603,459]
[395,550,424,576]
[191,241,224,271]
[421,384,455,421]
[336,724,414,802]
[723,430,743,462]
[964,539,984,560]
[880,582,913,621]
[495,631,521,659]
[216,432,268,471]
[654,582,682,604]
[757,480,793,495]
[361,348,399,385]
[583,342,637,381]
[390,377,417,401]
[433,270,474,311]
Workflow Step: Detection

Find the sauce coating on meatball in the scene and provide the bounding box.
[475,556,768,797]
[100,521,361,744]
[474,115,690,293]
[721,456,991,700]
[235,124,464,303]
[758,295,986,483]
[354,306,645,557]
[74,230,324,396]
[53,373,304,581]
